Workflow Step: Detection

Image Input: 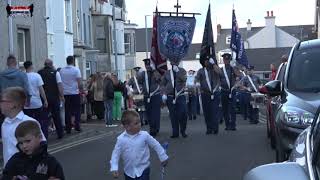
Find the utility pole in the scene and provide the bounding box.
[8,0,14,54]
[112,0,119,76]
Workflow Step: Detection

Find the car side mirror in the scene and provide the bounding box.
[259,80,282,97]
[243,162,309,180]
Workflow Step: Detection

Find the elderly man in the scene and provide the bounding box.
[38,59,65,139]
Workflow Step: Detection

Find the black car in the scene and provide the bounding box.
[243,106,320,180]
[260,39,320,162]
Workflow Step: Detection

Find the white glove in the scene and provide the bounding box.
[150,63,156,70]
[230,60,237,67]
[162,94,167,102]
[138,68,144,73]
[172,65,179,73]
[209,58,215,65]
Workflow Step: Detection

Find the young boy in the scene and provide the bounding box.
[0,87,46,166]
[110,110,168,180]
[2,121,65,180]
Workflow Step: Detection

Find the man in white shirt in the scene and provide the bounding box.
[23,61,49,138]
[59,56,82,133]
[110,110,168,180]
[0,87,46,166]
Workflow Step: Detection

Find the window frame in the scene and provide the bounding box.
[17,29,26,63]
[65,0,72,33]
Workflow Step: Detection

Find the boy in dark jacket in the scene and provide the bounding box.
[2,121,65,180]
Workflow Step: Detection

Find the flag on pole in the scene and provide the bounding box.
[151,8,167,75]
[230,9,249,68]
[200,4,216,66]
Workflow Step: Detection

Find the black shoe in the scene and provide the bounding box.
[250,121,259,124]
[230,127,237,131]
[181,133,188,138]
[170,135,179,138]
[75,128,82,132]
[206,130,213,135]
[213,130,218,135]
[193,115,196,120]
[225,127,230,131]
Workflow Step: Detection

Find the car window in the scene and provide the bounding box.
[287,48,320,93]
[276,63,286,82]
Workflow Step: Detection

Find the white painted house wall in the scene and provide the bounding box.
[47,0,74,69]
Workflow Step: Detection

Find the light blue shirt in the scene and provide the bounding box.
[110,130,168,178]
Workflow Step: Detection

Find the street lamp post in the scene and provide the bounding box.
[145,15,151,59]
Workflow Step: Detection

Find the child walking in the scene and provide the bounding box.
[110,110,168,180]
[2,120,65,180]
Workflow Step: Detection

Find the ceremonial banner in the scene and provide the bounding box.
[230,9,249,68]
[6,4,34,17]
[200,4,216,66]
[151,9,168,75]
[157,16,196,64]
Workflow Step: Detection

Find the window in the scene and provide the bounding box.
[124,33,130,54]
[17,29,31,63]
[96,25,106,53]
[65,0,72,32]
[196,53,200,60]
[226,36,231,44]
[86,62,91,76]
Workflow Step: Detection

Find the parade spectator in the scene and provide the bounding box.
[111,73,125,121]
[0,55,31,135]
[270,63,277,80]
[59,56,82,133]
[103,73,117,127]
[86,74,96,120]
[2,121,65,180]
[90,72,105,120]
[38,59,65,139]
[23,61,49,138]
[0,87,46,166]
[110,110,168,180]
[187,70,197,121]
[0,55,30,100]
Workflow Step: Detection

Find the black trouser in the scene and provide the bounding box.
[24,108,48,138]
[93,100,104,119]
[46,98,64,138]
[64,94,81,133]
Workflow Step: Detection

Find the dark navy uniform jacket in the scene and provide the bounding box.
[220,65,237,92]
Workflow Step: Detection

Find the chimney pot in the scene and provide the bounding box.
[267,11,269,17]
[271,11,274,16]
[217,24,221,35]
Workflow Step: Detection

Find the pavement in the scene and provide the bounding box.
[51,108,274,180]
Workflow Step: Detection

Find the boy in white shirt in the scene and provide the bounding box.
[0,87,46,166]
[110,110,168,180]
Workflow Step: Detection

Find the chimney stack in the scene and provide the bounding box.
[265,10,275,27]
[217,24,221,36]
[247,19,252,31]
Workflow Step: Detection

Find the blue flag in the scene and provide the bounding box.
[230,9,249,68]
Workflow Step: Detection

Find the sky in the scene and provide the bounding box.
[126,0,316,43]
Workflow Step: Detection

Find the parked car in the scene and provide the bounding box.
[243,106,320,180]
[259,39,320,162]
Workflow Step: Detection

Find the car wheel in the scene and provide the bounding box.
[275,134,287,162]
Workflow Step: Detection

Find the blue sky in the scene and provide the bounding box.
[126,0,316,43]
